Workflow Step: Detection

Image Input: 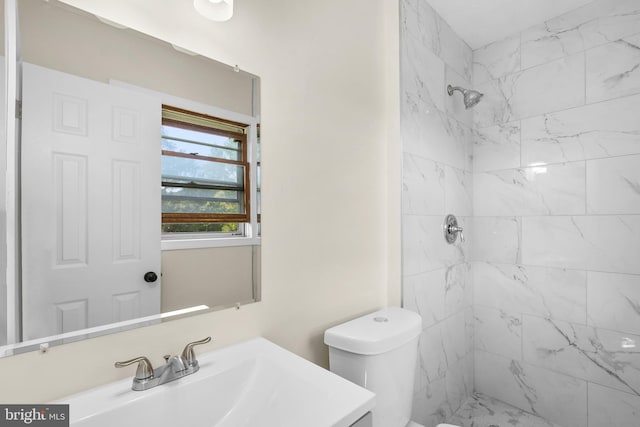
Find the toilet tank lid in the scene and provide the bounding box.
[324,307,422,355]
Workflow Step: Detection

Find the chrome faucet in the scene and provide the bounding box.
[115,337,212,391]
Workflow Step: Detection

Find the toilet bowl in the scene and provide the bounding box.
[324,307,423,427]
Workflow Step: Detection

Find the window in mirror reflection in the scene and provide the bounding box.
[256,124,261,236]
[161,105,253,236]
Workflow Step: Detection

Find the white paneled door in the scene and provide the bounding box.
[21,63,161,341]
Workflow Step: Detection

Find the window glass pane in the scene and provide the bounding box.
[256,163,261,217]
[162,187,243,214]
[162,156,244,188]
[257,191,261,216]
[162,125,239,149]
[162,138,240,161]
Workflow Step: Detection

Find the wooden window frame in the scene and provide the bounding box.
[161,105,250,225]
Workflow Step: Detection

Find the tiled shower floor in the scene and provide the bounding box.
[446,393,563,427]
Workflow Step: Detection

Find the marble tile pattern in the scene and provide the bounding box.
[403,264,471,331]
[521,215,640,274]
[520,0,640,70]
[586,154,640,214]
[444,165,472,216]
[402,0,640,426]
[448,392,565,427]
[588,382,640,427]
[474,305,522,361]
[470,0,640,426]
[520,93,640,166]
[587,271,640,335]
[402,215,466,276]
[412,355,473,427]
[473,34,521,87]
[474,54,585,128]
[522,316,640,395]
[474,351,588,427]
[473,122,521,172]
[473,162,586,216]
[470,217,520,264]
[400,1,474,426]
[586,33,640,104]
[473,262,587,325]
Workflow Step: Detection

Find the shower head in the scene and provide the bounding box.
[447,85,484,109]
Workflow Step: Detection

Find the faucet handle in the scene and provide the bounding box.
[450,225,465,242]
[115,356,154,380]
[181,337,212,366]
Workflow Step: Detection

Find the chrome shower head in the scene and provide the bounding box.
[447,84,484,109]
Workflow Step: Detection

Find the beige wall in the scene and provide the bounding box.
[161,246,256,312]
[19,0,254,115]
[0,0,401,402]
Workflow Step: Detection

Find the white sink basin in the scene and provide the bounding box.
[56,338,375,427]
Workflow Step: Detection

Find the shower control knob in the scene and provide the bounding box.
[144,271,158,283]
[443,214,464,244]
[449,224,465,242]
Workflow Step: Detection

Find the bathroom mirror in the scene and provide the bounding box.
[1,0,261,355]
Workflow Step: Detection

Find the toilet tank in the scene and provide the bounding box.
[324,307,422,427]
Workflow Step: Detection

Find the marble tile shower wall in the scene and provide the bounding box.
[471,0,640,426]
[400,1,474,426]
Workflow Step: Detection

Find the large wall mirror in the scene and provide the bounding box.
[1,0,261,356]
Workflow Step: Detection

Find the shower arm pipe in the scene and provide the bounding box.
[447,85,464,96]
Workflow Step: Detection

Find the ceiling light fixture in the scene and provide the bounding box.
[193,0,234,22]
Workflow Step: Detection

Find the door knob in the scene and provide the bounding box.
[144,271,158,283]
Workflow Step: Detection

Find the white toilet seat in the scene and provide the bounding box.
[436,424,460,427]
[407,422,426,427]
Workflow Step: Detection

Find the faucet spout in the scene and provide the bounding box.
[115,337,212,391]
[168,355,188,373]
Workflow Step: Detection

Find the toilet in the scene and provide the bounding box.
[324,307,425,427]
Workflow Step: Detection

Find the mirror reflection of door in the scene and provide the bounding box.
[21,63,161,341]
[7,0,260,352]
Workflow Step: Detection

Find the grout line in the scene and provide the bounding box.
[474,153,640,175]
[584,48,588,106]
[475,84,640,133]
[585,159,588,215]
[470,213,640,218]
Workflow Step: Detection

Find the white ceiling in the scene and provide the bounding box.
[426,0,595,49]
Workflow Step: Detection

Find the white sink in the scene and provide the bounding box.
[56,338,375,427]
